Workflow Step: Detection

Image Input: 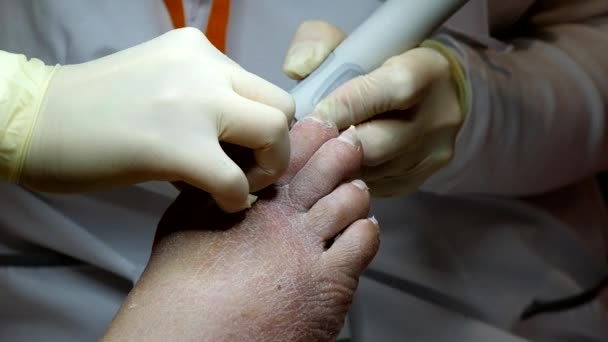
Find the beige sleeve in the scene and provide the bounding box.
[0,51,57,182]
[423,5,608,195]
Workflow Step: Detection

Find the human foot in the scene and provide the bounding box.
[103,118,380,341]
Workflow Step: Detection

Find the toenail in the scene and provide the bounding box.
[351,179,369,191]
[337,125,359,147]
[302,116,336,128]
[369,216,379,226]
[247,194,259,207]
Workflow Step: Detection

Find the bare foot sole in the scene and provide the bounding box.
[104,118,380,341]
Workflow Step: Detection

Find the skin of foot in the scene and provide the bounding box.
[102,117,381,342]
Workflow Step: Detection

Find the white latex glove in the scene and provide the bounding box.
[0,28,294,212]
[284,21,468,197]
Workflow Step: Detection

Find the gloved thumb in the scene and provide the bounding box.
[313,48,450,130]
[283,20,346,80]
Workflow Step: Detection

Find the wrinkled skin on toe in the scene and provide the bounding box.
[103,118,380,342]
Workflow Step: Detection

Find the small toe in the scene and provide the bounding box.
[323,218,380,278]
[306,180,370,242]
[288,129,363,209]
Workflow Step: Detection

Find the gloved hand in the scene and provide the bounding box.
[0,28,294,212]
[283,21,468,196]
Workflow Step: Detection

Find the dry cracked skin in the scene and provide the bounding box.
[103,117,380,341]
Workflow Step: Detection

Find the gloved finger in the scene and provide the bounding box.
[314,47,449,130]
[232,69,295,123]
[361,144,453,182]
[217,94,291,192]
[366,151,452,197]
[172,139,250,213]
[355,116,421,167]
[361,127,454,183]
[283,20,346,80]
[361,145,429,183]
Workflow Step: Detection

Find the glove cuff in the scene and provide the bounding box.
[0,51,58,182]
[420,39,469,116]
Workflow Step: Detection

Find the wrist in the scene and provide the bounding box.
[0,51,58,182]
[420,40,469,117]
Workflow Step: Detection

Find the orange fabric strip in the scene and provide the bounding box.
[163,0,230,53]
[205,0,231,53]
[163,0,185,29]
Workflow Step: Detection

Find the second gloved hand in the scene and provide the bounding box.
[21,28,294,212]
[284,21,467,197]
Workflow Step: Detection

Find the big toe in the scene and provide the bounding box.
[288,127,363,209]
[276,117,339,186]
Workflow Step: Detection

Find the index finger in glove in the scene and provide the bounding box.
[356,117,421,167]
[216,94,291,192]
[232,69,295,123]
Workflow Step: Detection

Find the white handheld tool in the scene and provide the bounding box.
[290,0,468,120]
